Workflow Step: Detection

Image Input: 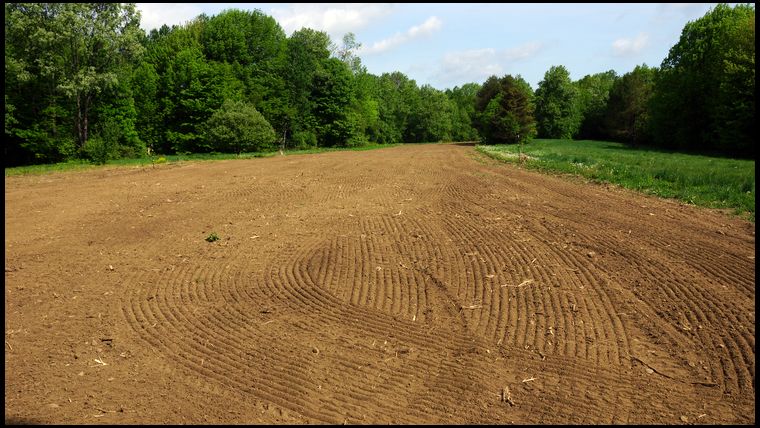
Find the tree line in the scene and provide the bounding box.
[4,3,754,167]
[475,3,754,158]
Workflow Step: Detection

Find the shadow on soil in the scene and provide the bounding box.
[5,416,44,425]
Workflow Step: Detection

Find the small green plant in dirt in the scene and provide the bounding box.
[205,232,220,242]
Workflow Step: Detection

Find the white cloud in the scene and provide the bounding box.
[438,48,502,83]
[269,3,395,40]
[433,42,543,87]
[611,33,650,56]
[136,3,204,32]
[503,41,544,61]
[360,16,443,55]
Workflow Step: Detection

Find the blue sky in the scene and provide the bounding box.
[136,3,725,90]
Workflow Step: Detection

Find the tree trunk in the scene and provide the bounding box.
[83,95,89,147]
[75,92,92,149]
[76,93,84,148]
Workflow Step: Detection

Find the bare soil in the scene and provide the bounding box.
[4,143,755,424]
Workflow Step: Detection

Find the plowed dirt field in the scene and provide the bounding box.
[4,143,755,424]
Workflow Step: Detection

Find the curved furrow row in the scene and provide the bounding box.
[122,244,378,422]
[124,252,452,423]
[594,223,754,300]
[245,239,507,422]
[433,198,633,367]
[493,220,642,365]
[436,175,635,362]
[637,233,750,293]
[484,164,754,297]
[621,258,753,394]
[452,184,636,348]
[488,350,691,424]
[302,235,420,321]
[121,267,342,422]
[538,240,633,365]
[263,238,443,351]
[523,182,755,298]
[360,215,448,302]
[435,215,567,357]
[586,235,753,394]
[579,225,755,394]
[140,267,309,381]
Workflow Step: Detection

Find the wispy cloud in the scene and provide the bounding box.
[136,3,204,31]
[437,48,502,83]
[433,42,544,87]
[270,3,395,41]
[360,16,443,55]
[611,33,650,56]
[503,41,544,61]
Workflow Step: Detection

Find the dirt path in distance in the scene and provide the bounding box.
[5,143,755,424]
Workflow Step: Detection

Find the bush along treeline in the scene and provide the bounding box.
[472,3,754,159]
[5,3,755,167]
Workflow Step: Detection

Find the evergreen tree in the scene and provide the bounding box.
[473,75,536,145]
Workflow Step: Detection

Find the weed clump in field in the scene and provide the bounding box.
[205,232,220,242]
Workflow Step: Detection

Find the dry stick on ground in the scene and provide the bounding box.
[629,355,718,387]
[501,386,515,406]
[501,279,534,288]
[460,304,483,310]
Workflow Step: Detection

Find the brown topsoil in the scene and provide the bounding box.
[4,143,755,424]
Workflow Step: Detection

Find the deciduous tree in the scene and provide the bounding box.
[649,3,755,155]
[535,65,581,139]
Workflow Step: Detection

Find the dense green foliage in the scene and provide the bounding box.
[4,3,755,167]
[649,3,755,156]
[204,100,277,153]
[472,75,536,144]
[4,4,474,167]
[604,65,656,145]
[574,70,617,140]
[5,3,144,164]
[535,65,582,139]
[478,139,755,220]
